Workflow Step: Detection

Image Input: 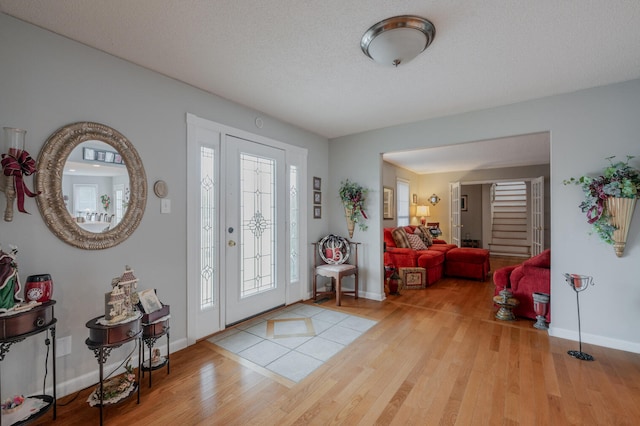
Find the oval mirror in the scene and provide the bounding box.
[36,122,147,250]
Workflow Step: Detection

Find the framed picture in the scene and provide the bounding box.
[114,153,123,164]
[104,151,115,163]
[412,193,418,204]
[313,191,322,205]
[461,195,468,211]
[313,206,322,219]
[83,147,95,161]
[138,288,163,314]
[96,150,106,162]
[383,186,394,219]
[313,176,321,191]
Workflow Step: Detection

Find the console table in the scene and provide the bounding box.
[0,300,56,426]
[85,314,142,426]
[141,315,170,388]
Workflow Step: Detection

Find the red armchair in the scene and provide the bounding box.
[493,249,551,321]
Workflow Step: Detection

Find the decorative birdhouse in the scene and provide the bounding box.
[104,265,139,323]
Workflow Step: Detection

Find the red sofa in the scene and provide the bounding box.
[383,226,457,285]
[493,249,551,321]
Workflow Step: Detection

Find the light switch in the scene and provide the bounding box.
[161,199,171,214]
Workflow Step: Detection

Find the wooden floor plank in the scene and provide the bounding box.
[32,262,640,425]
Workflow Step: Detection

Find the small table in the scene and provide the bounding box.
[141,315,170,388]
[493,293,519,321]
[85,314,142,426]
[0,301,57,426]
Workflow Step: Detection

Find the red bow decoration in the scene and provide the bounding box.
[1,150,41,214]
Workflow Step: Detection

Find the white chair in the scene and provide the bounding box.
[312,235,360,306]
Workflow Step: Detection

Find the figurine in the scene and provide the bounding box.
[151,348,162,365]
[104,265,139,323]
[0,246,22,311]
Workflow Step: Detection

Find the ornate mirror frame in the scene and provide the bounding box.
[36,122,147,250]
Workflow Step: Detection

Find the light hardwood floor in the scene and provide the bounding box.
[34,257,640,425]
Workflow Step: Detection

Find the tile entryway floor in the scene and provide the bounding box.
[207,303,377,383]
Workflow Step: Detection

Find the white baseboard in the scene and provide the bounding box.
[360,290,385,301]
[50,337,188,398]
[548,326,640,354]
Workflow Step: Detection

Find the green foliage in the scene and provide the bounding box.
[564,155,640,244]
[339,179,369,231]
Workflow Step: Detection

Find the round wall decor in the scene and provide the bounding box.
[153,180,168,198]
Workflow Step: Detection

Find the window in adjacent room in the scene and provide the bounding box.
[396,179,410,226]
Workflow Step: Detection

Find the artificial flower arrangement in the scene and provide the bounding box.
[564,155,640,244]
[339,179,369,232]
[1,395,24,413]
[100,194,111,212]
[88,359,136,406]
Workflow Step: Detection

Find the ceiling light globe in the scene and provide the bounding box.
[367,28,427,66]
[361,15,436,67]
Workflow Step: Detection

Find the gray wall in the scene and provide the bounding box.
[0,14,329,397]
[330,79,640,354]
[381,161,421,228]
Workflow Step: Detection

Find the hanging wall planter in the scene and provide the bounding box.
[606,196,637,257]
[339,180,368,238]
[344,207,356,238]
[565,156,640,257]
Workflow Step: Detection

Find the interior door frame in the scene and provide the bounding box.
[456,177,548,252]
[449,182,461,246]
[531,176,544,256]
[186,113,308,345]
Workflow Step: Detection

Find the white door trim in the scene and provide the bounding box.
[186,113,308,345]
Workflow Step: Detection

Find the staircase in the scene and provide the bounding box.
[489,182,530,257]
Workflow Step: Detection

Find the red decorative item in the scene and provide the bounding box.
[1,127,40,218]
[25,274,53,303]
[1,150,39,213]
[386,266,401,295]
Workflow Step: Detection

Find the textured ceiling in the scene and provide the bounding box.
[1,1,639,171]
[384,132,550,175]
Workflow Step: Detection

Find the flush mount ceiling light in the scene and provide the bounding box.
[361,15,436,67]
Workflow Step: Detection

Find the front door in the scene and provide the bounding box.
[224,135,286,325]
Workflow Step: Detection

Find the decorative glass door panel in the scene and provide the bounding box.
[200,146,217,309]
[225,136,285,325]
[239,153,276,298]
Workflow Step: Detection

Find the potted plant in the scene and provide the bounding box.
[100,194,111,212]
[564,155,640,256]
[339,179,369,238]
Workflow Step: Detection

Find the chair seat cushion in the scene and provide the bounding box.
[316,264,357,274]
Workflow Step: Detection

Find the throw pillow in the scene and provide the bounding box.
[416,225,434,246]
[391,227,410,248]
[406,233,428,250]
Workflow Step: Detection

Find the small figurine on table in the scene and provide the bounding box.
[104,265,140,323]
[0,246,22,311]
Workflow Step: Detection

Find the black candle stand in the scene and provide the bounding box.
[564,273,595,361]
